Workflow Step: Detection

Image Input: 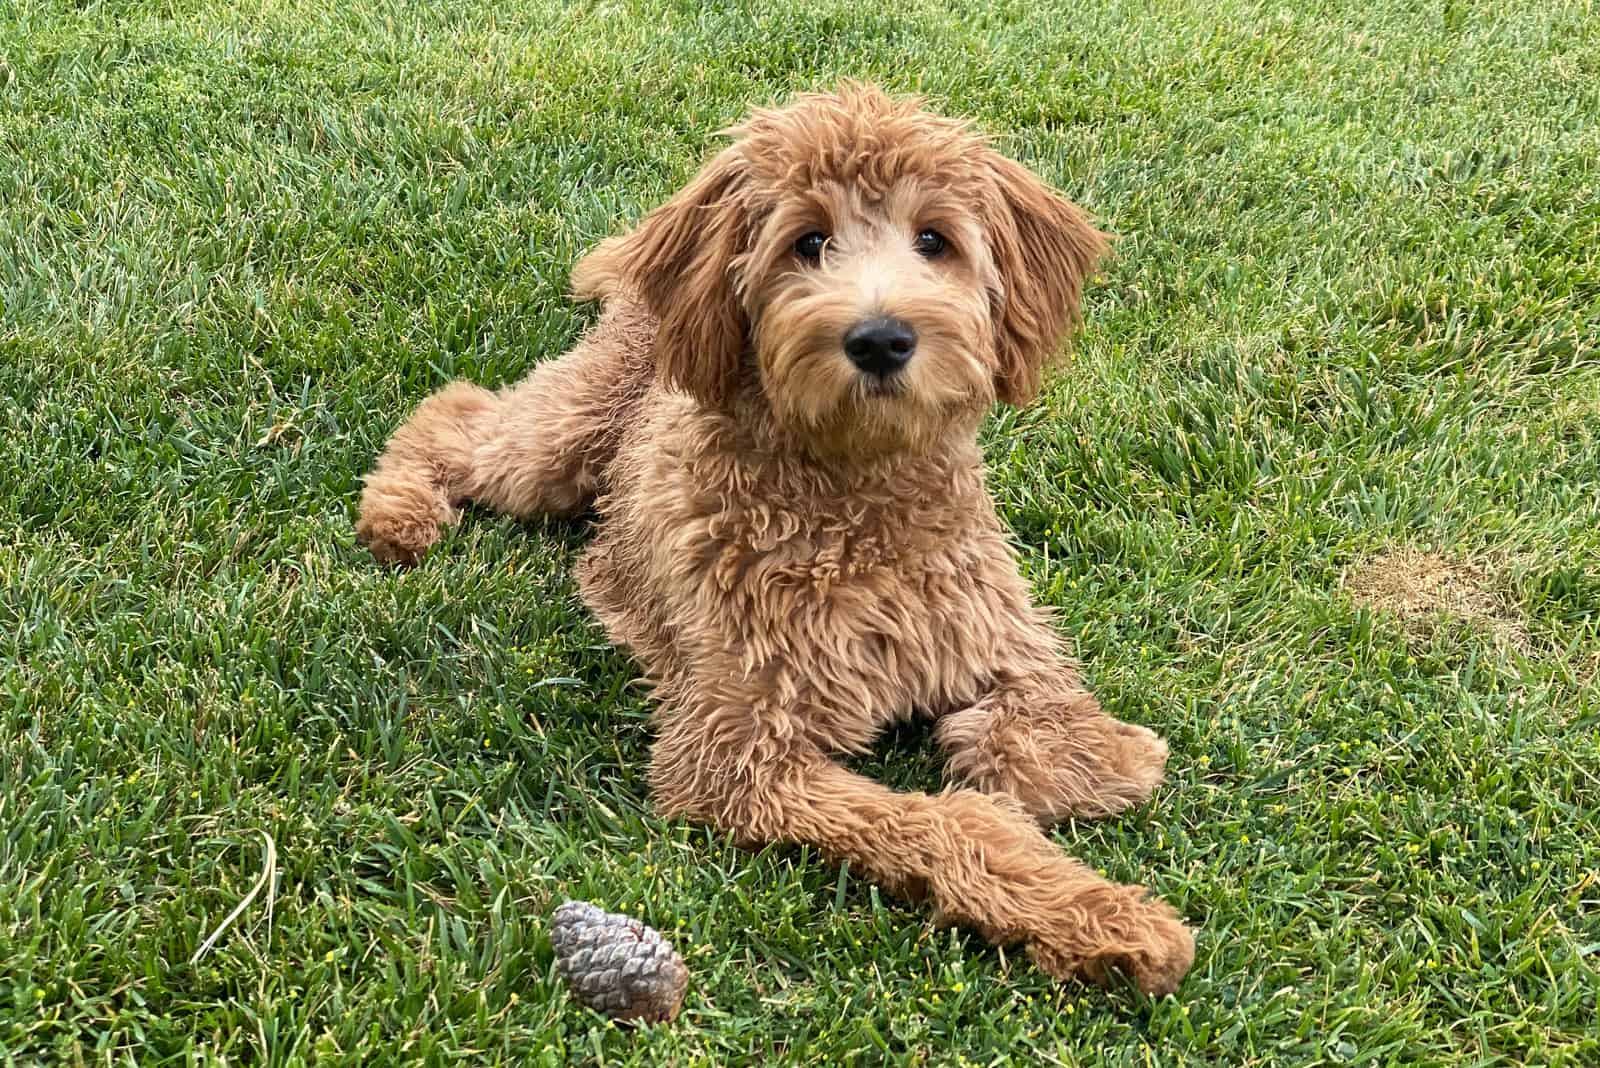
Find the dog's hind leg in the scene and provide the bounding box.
[355,379,502,565]
[936,672,1170,826]
[357,300,654,564]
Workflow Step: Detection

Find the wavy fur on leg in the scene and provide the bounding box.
[356,302,655,563]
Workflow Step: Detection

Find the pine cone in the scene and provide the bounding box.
[549,900,688,1023]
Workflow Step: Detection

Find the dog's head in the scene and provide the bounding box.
[574,83,1108,457]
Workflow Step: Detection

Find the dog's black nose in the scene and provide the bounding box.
[843,317,917,376]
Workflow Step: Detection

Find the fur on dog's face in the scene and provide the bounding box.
[574,83,1108,457]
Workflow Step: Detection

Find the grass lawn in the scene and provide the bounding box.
[3,0,1599,1063]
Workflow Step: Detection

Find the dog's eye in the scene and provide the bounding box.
[793,231,828,261]
[913,229,948,257]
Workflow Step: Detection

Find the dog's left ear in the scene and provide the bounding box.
[982,153,1110,407]
[572,147,750,407]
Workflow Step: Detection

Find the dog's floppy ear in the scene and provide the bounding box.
[573,147,749,407]
[982,153,1109,407]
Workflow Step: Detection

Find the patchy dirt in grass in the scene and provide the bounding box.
[1344,548,1531,655]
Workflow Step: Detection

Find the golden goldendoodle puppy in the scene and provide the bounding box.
[357,84,1195,995]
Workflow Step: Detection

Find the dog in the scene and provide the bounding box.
[357,83,1195,995]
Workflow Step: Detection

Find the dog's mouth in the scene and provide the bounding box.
[857,373,909,399]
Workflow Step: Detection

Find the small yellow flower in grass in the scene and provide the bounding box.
[508,993,519,1004]
[1197,755,1211,768]
[1239,834,1250,845]
[951,982,964,992]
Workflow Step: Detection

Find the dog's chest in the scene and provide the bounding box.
[596,408,1032,748]
[707,490,1016,732]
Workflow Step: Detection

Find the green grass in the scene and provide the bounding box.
[3,0,1598,1063]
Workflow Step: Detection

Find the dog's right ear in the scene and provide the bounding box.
[573,148,749,407]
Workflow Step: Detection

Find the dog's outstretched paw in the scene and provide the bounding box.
[356,516,438,566]
[355,481,454,565]
[1026,890,1195,997]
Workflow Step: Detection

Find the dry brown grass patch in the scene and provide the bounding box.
[1344,548,1531,655]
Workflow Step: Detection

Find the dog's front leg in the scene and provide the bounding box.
[650,722,1193,995]
[936,670,1171,825]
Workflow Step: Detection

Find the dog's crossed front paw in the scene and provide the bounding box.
[1025,888,1195,997]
